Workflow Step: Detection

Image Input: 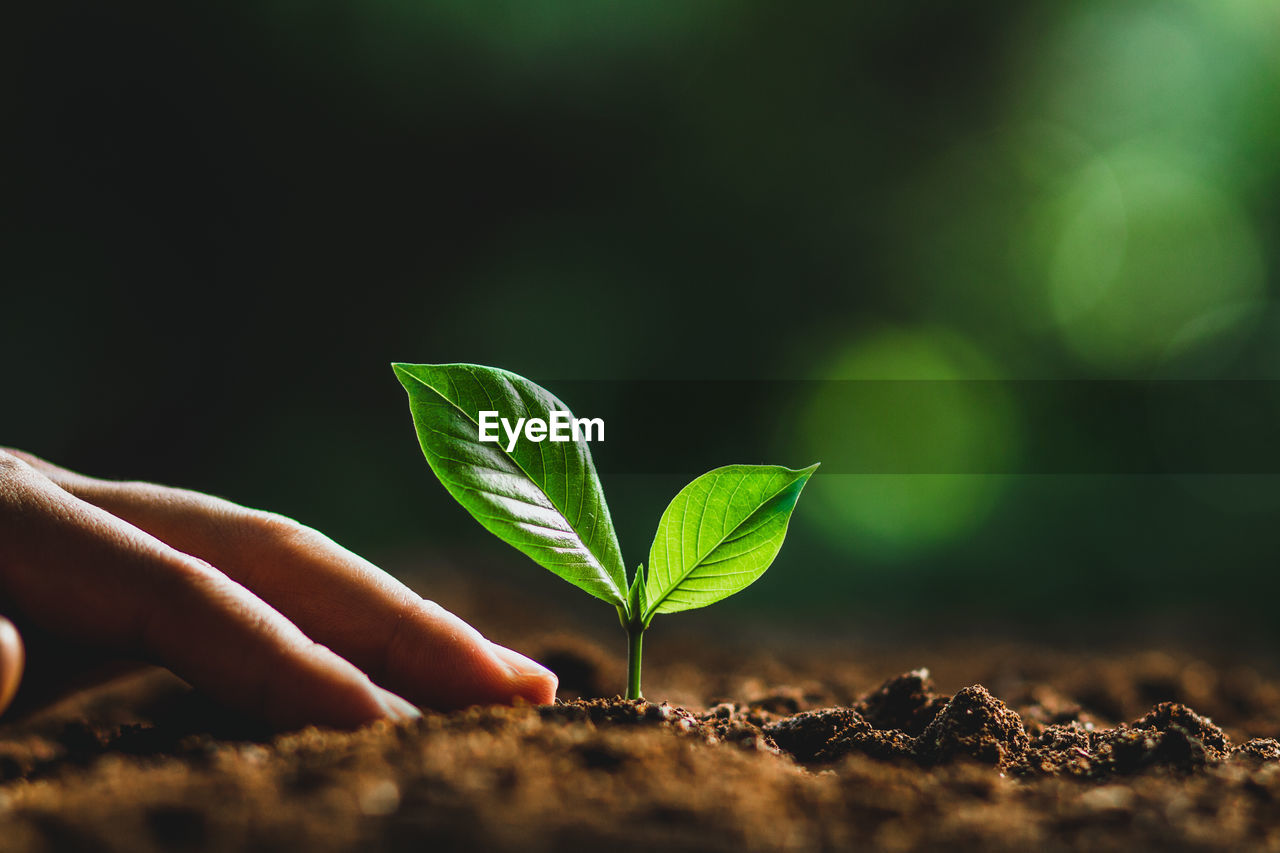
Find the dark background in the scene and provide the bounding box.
[4,2,1279,637]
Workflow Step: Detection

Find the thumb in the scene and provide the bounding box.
[0,616,24,718]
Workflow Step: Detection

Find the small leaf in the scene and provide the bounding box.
[394,363,627,606]
[644,464,818,620]
[626,564,648,623]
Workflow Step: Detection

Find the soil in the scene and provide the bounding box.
[2,575,1280,852]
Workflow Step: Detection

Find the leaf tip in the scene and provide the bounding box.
[392,362,432,392]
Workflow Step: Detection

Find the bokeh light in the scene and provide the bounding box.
[1043,146,1264,371]
[797,328,1019,559]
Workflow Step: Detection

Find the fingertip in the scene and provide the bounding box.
[373,685,422,723]
[489,643,558,705]
[512,671,559,706]
[0,616,25,718]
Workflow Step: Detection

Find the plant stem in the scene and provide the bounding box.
[625,625,644,700]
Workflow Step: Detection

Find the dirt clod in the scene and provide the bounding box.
[1132,701,1229,755]
[915,685,1030,768]
[1083,702,1229,777]
[764,708,868,762]
[1232,737,1280,764]
[855,669,947,736]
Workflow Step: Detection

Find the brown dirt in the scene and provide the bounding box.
[3,577,1280,851]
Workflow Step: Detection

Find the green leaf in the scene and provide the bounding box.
[393,362,627,606]
[626,564,648,624]
[644,464,818,620]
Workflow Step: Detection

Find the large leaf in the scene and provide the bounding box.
[394,363,627,606]
[644,464,817,620]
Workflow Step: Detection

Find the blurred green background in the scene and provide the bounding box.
[4,1,1279,637]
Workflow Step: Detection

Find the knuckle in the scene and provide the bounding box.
[151,553,222,599]
[417,598,446,618]
[0,449,35,476]
[245,510,309,545]
[117,480,186,506]
[236,510,332,563]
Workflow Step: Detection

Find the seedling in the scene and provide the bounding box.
[393,363,817,700]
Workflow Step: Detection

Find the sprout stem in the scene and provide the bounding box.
[625,626,644,700]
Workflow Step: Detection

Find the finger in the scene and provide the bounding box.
[0,455,420,729]
[8,450,558,709]
[0,615,24,718]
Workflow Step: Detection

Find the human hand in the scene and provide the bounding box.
[0,448,557,729]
